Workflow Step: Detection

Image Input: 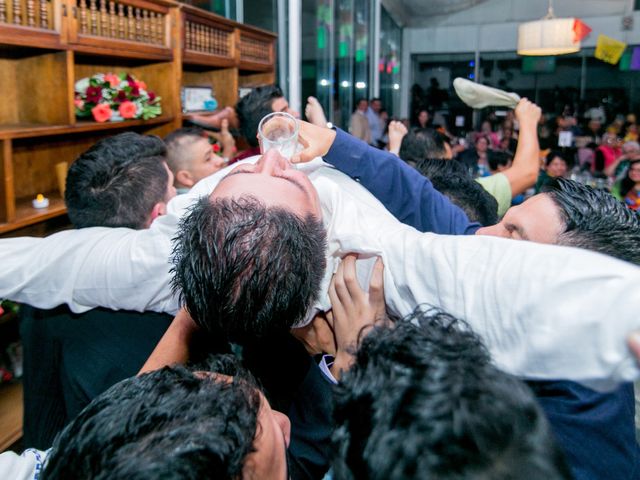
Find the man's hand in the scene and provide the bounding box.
[514,98,541,128]
[305,96,329,127]
[290,311,337,356]
[388,120,408,156]
[329,254,385,379]
[291,120,337,164]
[209,118,236,161]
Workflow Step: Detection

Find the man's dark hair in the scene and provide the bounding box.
[417,158,498,225]
[172,196,327,343]
[236,85,284,148]
[332,308,572,480]
[42,356,261,480]
[65,132,168,229]
[399,127,448,162]
[164,126,207,173]
[488,150,512,171]
[542,177,640,265]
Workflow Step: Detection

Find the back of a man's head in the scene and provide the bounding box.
[42,358,260,480]
[172,196,327,343]
[332,308,572,480]
[400,127,448,162]
[236,85,284,148]
[417,158,498,225]
[65,132,168,229]
[164,126,206,173]
[543,177,640,265]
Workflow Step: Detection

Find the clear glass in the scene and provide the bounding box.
[258,112,299,158]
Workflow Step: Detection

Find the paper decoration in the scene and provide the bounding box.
[594,34,627,65]
[572,19,592,43]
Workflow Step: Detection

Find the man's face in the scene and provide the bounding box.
[243,391,291,480]
[357,100,368,112]
[546,157,568,178]
[476,193,564,243]
[371,100,382,113]
[211,149,322,220]
[185,137,227,185]
[271,97,300,119]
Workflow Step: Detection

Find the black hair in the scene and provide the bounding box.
[65,132,168,229]
[42,356,261,480]
[399,127,448,162]
[619,159,640,197]
[542,177,640,265]
[545,150,569,167]
[417,158,498,225]
[171,196,327,343]
[164,127,207,173]
[332,307,572,480]
[488,150,512,172]
[236,85,285,148]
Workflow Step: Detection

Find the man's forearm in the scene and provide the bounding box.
[138,308,199,374]
[504,119,540,196]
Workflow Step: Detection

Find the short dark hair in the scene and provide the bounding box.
[399,127,448,162]
[65,132,168,229]
[417,158,498,225]
[546,150,568,167]
[332,307,572,480]
[42,357,261,480]
[164,127,207,173]
[488,150,512,171]
[236,85,284,148]
[172,196,327,342]
[542,177,640,265]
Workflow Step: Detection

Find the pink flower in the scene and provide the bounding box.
[135,80,147,90]
[118,101,137,119]
[104,73,120,87]
[74,99,85,109]
[91,103,112,122]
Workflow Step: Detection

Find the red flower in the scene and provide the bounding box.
[130,86,140,97]
[85,86,103,103]
[91,103,112,122]
[116,90,128,103]
[212,143,221,152]
[148,92,156,102]
[118,101,137,119]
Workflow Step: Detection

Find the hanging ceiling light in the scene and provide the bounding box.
[517,0,579,56]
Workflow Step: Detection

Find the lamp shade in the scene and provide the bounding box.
[517,17,579,56]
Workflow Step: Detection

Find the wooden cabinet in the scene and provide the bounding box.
[0,0,276,235]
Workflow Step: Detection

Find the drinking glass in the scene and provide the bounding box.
[257,112,299,159]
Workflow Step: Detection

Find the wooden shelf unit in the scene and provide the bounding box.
[0,0,276,235]
[0,382,23,452]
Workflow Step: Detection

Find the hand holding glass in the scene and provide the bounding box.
[258,112,299,159]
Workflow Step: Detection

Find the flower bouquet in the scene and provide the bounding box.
[74,72,162,122]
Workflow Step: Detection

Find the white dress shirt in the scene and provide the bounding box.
[1,158,639,389]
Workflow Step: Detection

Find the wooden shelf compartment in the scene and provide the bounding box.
[238,71,276,89]
[66,0,175,60]
[73,55,181,122]
[0,382,23,452]
[0,0,62,50]
[181,5,236,69]
[0,50,73,129]
[0,191,67,234]
[182,66,238,110]
[237,26,276,72]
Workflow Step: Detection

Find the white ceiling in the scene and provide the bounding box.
[381,0,490,27]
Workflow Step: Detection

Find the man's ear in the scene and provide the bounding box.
[147,202,167,226]
[175,169,195,188]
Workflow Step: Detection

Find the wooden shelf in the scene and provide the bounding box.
[0,382,23,452]
[0,193,67,235]
[0,116,175,140]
